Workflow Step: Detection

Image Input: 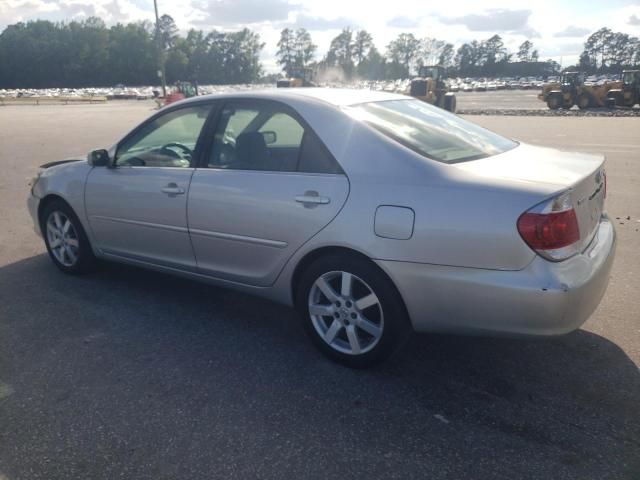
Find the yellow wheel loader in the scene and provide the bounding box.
[276,67,316,88]
[606,70,640,108]
[407,65,456,113]
[539,72,617,110]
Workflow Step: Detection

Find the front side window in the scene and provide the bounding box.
[116,105,211,167]
[345,99,517,163]
[208,101,340,174]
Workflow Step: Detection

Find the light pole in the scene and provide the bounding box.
[153,0,167,97]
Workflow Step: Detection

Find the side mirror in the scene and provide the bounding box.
[261,131,277,145]
[87,149,110,167]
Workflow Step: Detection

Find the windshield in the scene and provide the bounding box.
[419,67,439,79]
[345,99,517,163]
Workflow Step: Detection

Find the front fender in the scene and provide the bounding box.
[31,160,93,237]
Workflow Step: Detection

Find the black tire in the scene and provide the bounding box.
[547,94,562,110]
[40,199,97,274]
[444,94,456,113]
[577,93,591,110]
[295,253,411,368]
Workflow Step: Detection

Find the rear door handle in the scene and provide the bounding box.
[295,191,330,206]
[161,183,185,196]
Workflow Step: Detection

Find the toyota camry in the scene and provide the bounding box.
[27,89,616,367]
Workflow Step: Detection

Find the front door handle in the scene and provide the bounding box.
[161,183,185,196]
[295,191,330,206]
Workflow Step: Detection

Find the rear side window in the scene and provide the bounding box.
[259,113,304,147]
[298,132,342,174]
[345,99,517,163]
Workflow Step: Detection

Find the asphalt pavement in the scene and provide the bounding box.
[457,89,544,110]
[0,101,639,480]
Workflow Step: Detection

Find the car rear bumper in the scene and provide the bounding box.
[376,215,616,336]
[27,193,41,237]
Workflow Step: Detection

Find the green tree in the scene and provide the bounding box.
[438,43,455,68]
[386,33,420,76]
[276,28,296,74]
[353,30,373,65]
[158,14,178,50]
[481,34,508,75]
[419,38,446,67]
[581,27,639,72]
[517,40,533,62]
[357,45,385,79]
[455,41,483,76]
[327,27,355,78]
[108,21,157,85]
[294,28,316,68]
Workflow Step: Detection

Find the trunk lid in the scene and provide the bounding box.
[455,143,606,253]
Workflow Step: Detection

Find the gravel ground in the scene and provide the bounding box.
[0,102,639,480]
[455,90,545,110]
[458,108,640,116]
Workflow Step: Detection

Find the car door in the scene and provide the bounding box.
[187,99,349,286]
[85,103,213,270]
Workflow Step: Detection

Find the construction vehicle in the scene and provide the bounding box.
[276,67,316,88]
[538,72,616,109]
[606,70,640,108]
[408,65,456,112]
[164,81,197,105]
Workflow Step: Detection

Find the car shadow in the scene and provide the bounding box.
[1,254,639,479]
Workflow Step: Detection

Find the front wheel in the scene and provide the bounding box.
[41,200,97,274]
[296,254,411,368]
[547,94,562,110]
[577,93,591,110]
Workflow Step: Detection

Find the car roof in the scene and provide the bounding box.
[181,88,408,108]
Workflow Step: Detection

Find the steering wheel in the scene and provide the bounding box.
[160,142,192,159]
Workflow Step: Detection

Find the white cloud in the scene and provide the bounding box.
[190,0,299,27]
[438,9,536,35]
[554,25,591,38]
[2,0,640,72]
[290,14,357,30]
[387,16,421,29]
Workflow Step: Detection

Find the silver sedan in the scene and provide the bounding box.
[27,89,616,367]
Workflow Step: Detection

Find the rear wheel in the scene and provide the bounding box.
[296,254,411,368]
[41,200,96,274]
[577,93,591,109]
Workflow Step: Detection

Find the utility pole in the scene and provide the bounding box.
[153,0,167,97]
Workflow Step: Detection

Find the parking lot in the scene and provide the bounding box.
[457,89,545,110]
[0,101,639,479]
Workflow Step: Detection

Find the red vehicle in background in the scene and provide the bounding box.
[155,81,197,107]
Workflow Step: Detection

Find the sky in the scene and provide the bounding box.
[1,0,640,72]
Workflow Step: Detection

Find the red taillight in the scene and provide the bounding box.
[517,209,580,251]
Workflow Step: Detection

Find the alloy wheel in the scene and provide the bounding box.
[46,210,80,267]
[308,271,384,355]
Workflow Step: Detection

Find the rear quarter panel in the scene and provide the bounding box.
[273,117,551,272]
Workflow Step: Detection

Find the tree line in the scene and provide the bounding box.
[276,29,558,81]
[577,27,640,72]
[0,16,263,88]
[1,17,639,88]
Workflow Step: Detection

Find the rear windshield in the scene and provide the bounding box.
[345,99,517,163]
